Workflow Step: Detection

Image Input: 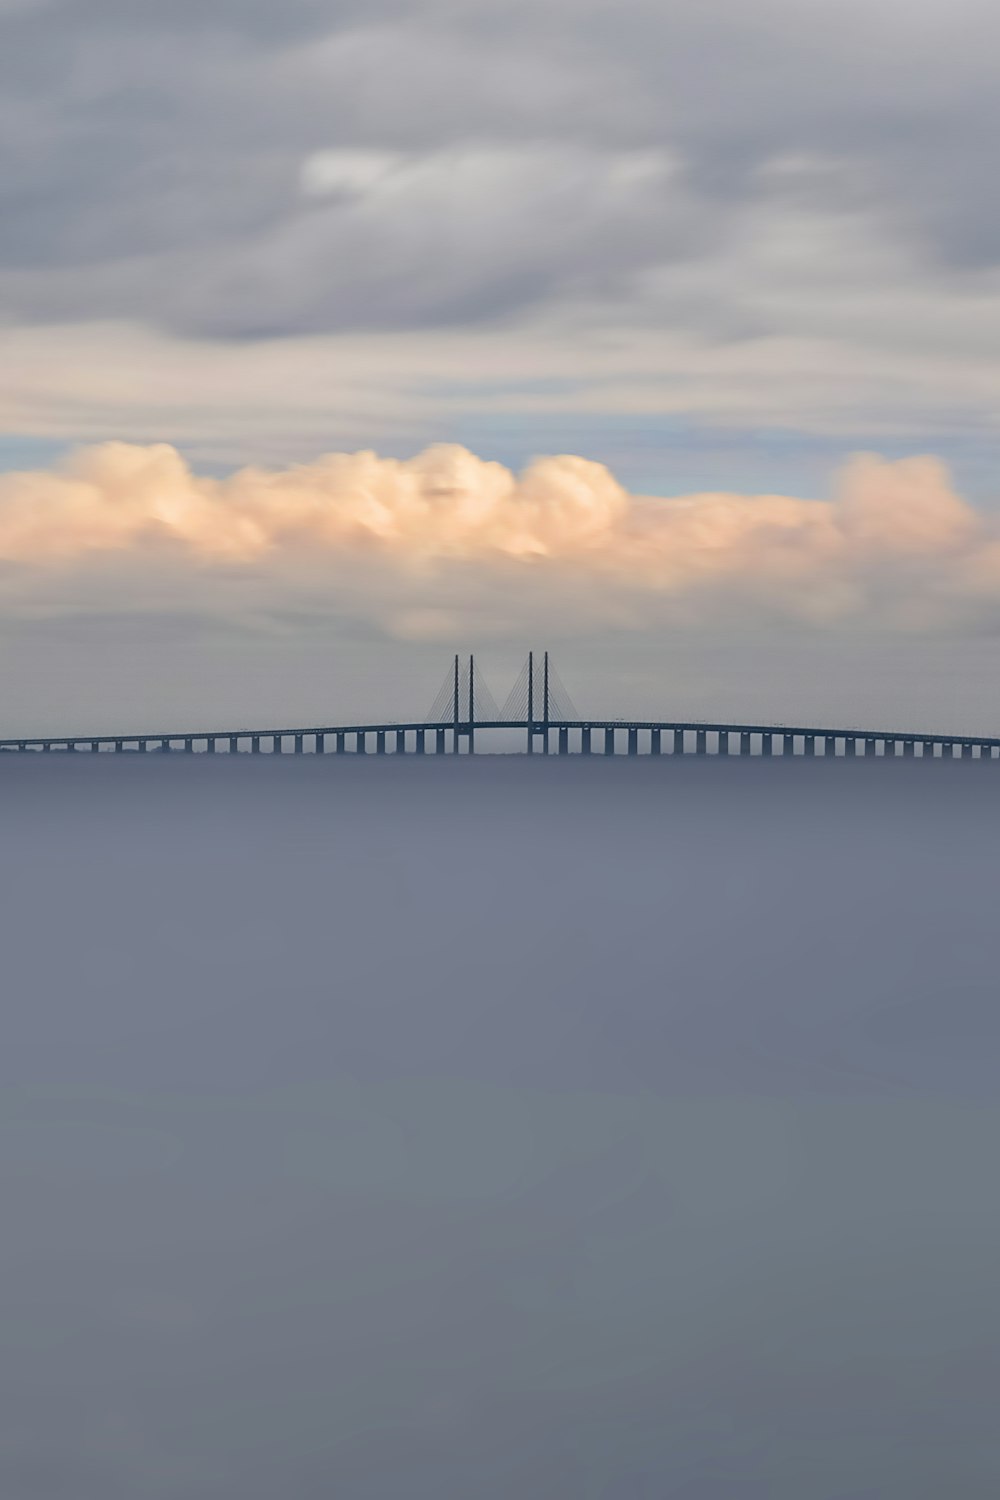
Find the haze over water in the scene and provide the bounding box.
[2,755,998,1498]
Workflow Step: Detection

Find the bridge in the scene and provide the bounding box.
[2,651,998,760]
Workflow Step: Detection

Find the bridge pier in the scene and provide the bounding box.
[783,733,795,757]
[416,728,425,754]
[395,729,406,753]
[228,736,237,753]
[582,726,591,755]
[740,731,751,756]
[864,738,876,757]
[251,735,259,753]
[115,739,124,753]
[696,729,706,756]
[804,735,815,757]
[558,727,569,754]
[922,740,934,758]
[761,733,772,756]
[962,742,973,759]
[206,737,215,753]
[674,729,684,755]
[844,737,855,757]
[356,731,366,754]
[436,728,446,754]
[717,730,729,756]
[335,732,344,754]
[982,745,993,760]
[605,727,615,756]
[376,730,386,755]
[650,728,660,755]
[903,739,914,757]
[294,733,303,754]
[825,735,837,757]
[628,728,638,756]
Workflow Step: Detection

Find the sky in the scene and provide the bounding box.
[1,0,999,732]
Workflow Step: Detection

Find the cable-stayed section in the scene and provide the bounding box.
[500,652,578,722]
[427,654,502,722]
[500,656,532,722]
[546,659,578,722]
[464,660,503,723]
[425,660,458,722]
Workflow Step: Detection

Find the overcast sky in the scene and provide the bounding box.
[0,0,998,731]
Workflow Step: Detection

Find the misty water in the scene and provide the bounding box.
[3,754,999,1498]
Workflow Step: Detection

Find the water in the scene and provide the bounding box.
[2,756,999,1498]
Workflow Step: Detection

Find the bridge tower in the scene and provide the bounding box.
[527,650,534,754]
[453,653,460,754]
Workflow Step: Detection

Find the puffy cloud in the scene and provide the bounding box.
[0,441,995,636]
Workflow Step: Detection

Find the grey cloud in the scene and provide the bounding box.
[0,0,998,340]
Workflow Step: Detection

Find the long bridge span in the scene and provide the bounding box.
[3,652,998,761]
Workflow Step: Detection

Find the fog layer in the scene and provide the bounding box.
[2,757,998,1497]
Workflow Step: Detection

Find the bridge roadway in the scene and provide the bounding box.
[3,719,1000,758]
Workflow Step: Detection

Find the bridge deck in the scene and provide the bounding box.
[3,719,999,752]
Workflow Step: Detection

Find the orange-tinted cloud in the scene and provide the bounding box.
[0,442,992,633]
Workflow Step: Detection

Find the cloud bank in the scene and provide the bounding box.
[1,441,998,637]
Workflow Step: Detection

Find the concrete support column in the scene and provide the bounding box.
[115,739,124,753]
[717,730,729,756]
[376,730,386,755]
[804,735,815,757]
[650,728,661,755]
[783,733,795,757]
[251,736,260,753]
[416,729,425,754]
[761,734,772,756]
[183,738,193,753]
[845,737,855,757]
[138,740,147,752]
[558,727,569,754]
[922,741,934,758]
[92,741,100,753]
[436,728,446,754]
[825,736,837,757]
[336,732,345,754]
[740,731,751,756]
[674,729,684,755]
[272,735,282,754]
[229,736,238,754]
[962,742,973,759]
[696,729,707,756]
[581,726,591,755]
[206,738,215,753]
[903,740,914,757]
[395,729,406,753]
[604,727,615,756]
[981,745,993,761]
[294,733,303,754]
[864,738,876,757]
[356,732,366,754]
[628,728,638,756]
